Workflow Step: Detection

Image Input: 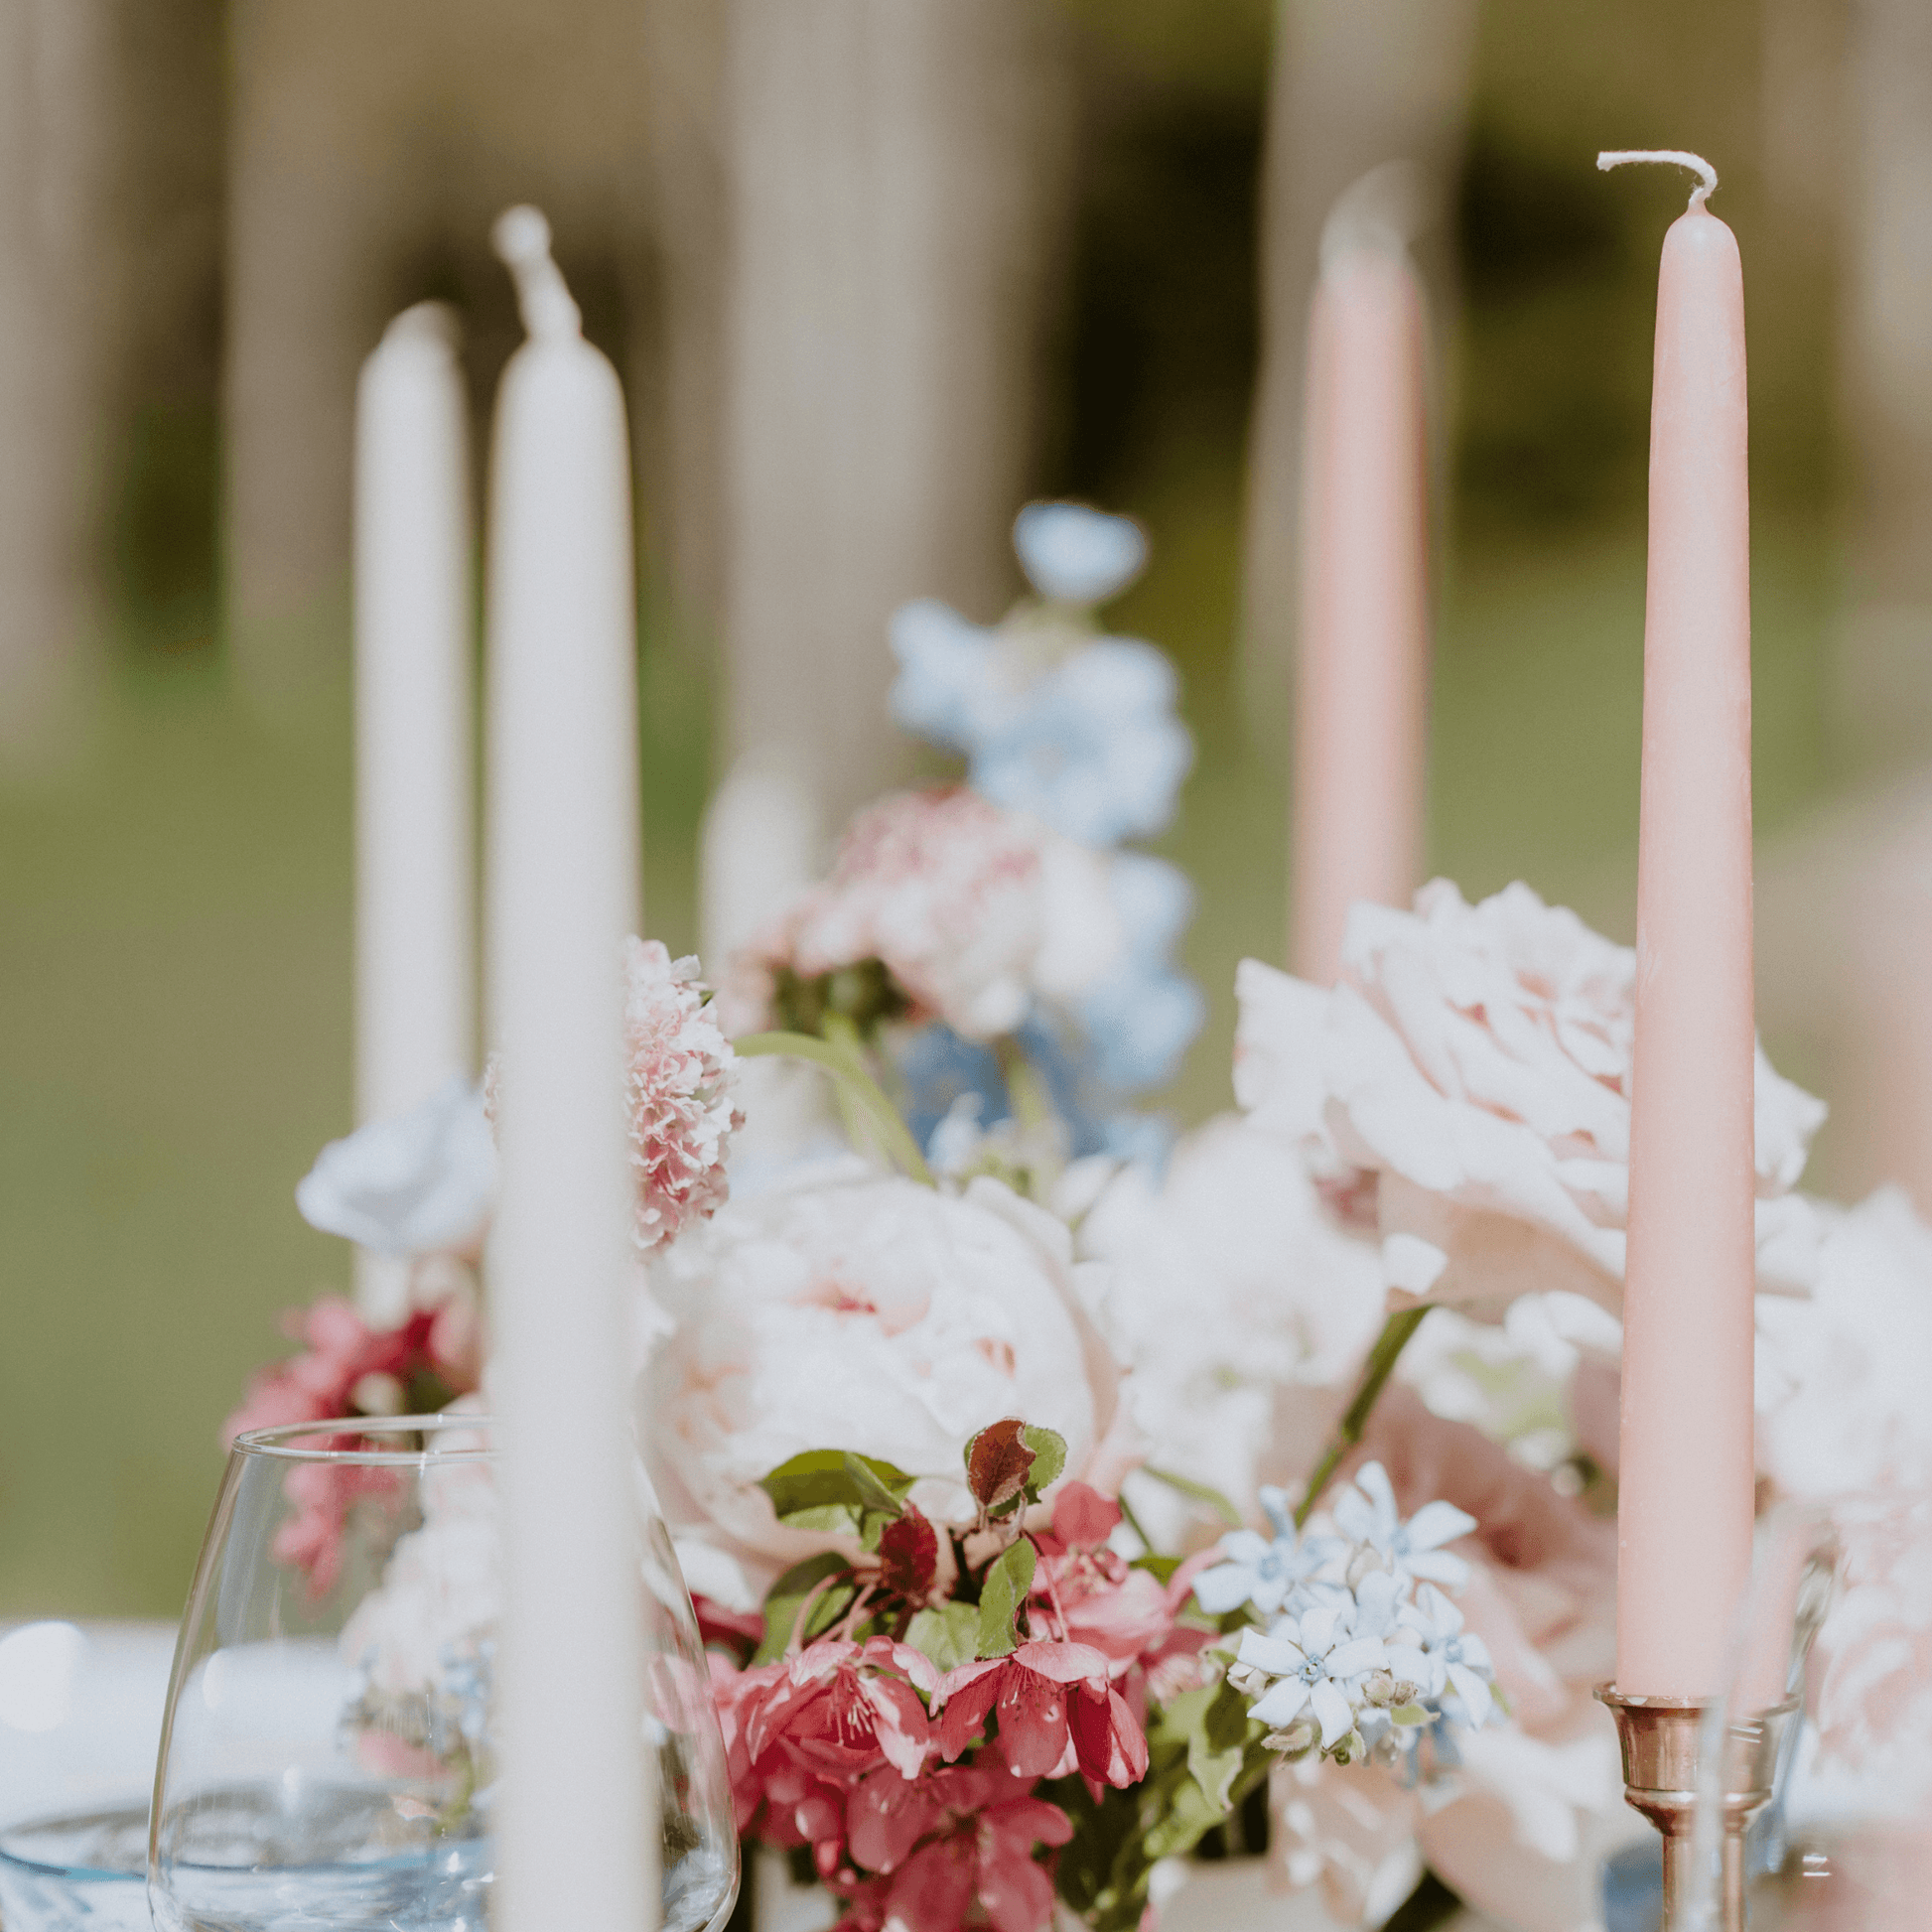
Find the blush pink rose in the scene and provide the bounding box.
[1235,881,1827,1320]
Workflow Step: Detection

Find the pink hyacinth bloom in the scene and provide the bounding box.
[934,1639,1148,1786]
[718,786,1123,1042]
[622,938,742,1254]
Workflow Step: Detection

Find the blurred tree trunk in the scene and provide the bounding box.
[717,0,1073,838]
[223,0,653,711]
[1837,0,1932,771]
[1239,0,1476,759]
[0,0,112,772]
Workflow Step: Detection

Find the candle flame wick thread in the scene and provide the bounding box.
[1595,149,1719,210]
[490,205,583,341]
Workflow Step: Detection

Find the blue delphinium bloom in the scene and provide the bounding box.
[1072,854,1203,1092]
[897,1023,1008,1160]
[1013,502,1148,605]
[967,638,1193,846]
[888,598,1002,753]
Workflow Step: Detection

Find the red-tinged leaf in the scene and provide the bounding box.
[876,1505,938,1601]
[966,1419,1035,1513]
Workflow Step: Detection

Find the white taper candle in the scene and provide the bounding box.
[485,206,657,1932]
[352,303,476,1319]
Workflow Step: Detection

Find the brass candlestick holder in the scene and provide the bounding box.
[1594,1686,1797,1931]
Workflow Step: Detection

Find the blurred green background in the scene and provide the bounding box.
[0,0,1869,1616]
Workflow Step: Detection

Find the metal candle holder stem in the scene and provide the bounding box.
[1594,1686,1796,1931]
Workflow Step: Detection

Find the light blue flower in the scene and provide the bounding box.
[888,598,1002,752]
[1395,1583,1498,1727]
[1237,1606,1389,1748]
[1013,502,1147,605]
[968,638,1192,845]
[1067,854,1203,1093]
[1194,1488,1338,1617]
[1332,1460,1478,1589]
[296,1075,495,1256]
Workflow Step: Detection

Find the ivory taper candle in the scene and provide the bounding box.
[352,304,475,1320]
[1603,151,1758,1701]
[1292,182,1432,985]
[484,207,657,1932]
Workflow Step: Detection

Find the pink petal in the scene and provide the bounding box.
[1068,1684,1148,1788]
[1010,1638,1112,1684]
[886,1837,978,1932]
[1051,1481,1121,1551]
[936,1663,1005,1761]
[861,1675,933,1780]
[846,1765,939,1874]
[995,1666,1073,1778]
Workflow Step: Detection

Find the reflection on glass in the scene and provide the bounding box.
[148,1414,738,1932]
[1688,1491,1932,1930]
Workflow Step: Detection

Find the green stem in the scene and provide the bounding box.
[735,1030,934,1186]
[1293,1306,1432,1529]
[993,1034,1052,1135]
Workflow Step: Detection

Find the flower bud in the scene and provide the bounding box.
[1263,1718,1319,1760]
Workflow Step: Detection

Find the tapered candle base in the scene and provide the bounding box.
[1594,1686,1795,1930]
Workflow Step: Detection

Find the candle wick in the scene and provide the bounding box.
[490,205,583,341]
[1595,149,1720,211]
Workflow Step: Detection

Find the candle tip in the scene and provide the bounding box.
[1596,149,1719,210]
[383,301,462,353]
[490,205,583,341]
[1320,159,1426,269]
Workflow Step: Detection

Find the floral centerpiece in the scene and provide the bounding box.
[242,502,1925,1932]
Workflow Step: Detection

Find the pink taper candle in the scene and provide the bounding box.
[1292,195,1431,985]
[1604,151,1757,1700]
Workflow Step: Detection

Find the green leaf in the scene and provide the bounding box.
[1186,1680,1257,1814]
[1020,1425,1067,1498]
[758,1449,914,1527]
[1139,1464,1242,1529]
[975,1537,1037,1657]
[904,1601,981,1674]
[1131,1552,1182,1585]
[752,1551,853,1665]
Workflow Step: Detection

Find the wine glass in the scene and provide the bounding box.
[149,1414,739,1932]
[1686,1490,1932,1930]
[0,1618,179,1931]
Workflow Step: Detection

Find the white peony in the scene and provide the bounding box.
[641,1170,1121,1610]
[1076,1115,1384,1539]
[1235,881,1828,1318]
[1757,1186,1932,1499]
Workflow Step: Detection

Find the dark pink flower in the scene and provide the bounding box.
[834,1753,1073,1932]
[934,1639,1148,1786]
[1031,1482,1175,1672]
[747,1637,939,1782]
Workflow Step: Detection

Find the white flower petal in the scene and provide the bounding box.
[1310,1676,1356,1748]
[1403,1500,1478,1553]
[1249,1676,1312,1728]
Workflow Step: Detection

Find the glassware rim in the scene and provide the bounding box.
[230,1413,494,1465]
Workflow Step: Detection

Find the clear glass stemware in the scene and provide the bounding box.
[1687,1490,1932,1930]
[148,1413,739,1932]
